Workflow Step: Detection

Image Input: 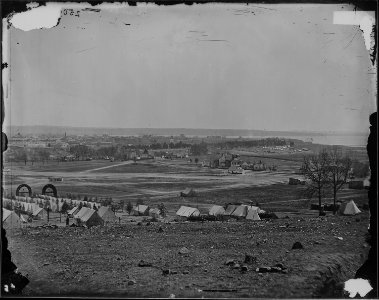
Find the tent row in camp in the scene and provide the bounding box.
[223,204,264,220]
[69,206,117,225]
[131,205,163,218]
[176,204,264,220]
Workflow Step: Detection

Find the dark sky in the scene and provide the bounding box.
[4,3,376,133]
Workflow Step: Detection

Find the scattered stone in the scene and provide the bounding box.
[271,267,282,272]
[244,254,257,264]
[204,269,208,272]
[241,265,248,272]
[281,269,289,274]
[170,270,178,275]
[162,269,170,275]
[225,259,235,266]
[233,264,241,269]
[43,263,50,266]
[179,247,190,254]
[274,263,286,270]
[128,279,136,285]
[183,270,189,274]
[314,241,321,245]
[146,222,151,226]
[335,236,343,240]
[138,260,152,267]
[137,222,142,226]
[158,227,164,233]
[291,242,304,250]
[256,266,271,273]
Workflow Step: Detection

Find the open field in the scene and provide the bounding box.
[6,212,370,298]
[3,159,304,202]
[3,152,371,297]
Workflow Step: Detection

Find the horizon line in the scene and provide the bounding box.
[4,124,369,135]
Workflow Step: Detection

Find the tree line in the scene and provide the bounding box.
[301,148,356,215]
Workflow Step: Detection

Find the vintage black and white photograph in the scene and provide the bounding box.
[1,1,377,298]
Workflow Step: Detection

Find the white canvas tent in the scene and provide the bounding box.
[2,208,21,229]
[74,207,91,220]
[176,206,200,218]
[97,206,117,223]
[76,209,104,227]
[224,205,238,216]
[68,206,80,217]
[338,200,361,215]
[246,208,261,220]
[231,205,249,218]
[32,207,44,219]
[208,205,226,216]
[132,205,150,216]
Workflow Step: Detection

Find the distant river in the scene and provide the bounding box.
[221,134,369,147]
[256,135,368,147]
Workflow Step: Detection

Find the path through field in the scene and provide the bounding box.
[80,161,134,173]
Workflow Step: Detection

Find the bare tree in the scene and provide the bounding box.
[301,150,331,216]
[327,148,352,214]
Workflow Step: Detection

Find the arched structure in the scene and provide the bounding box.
[15,184,32,197]
[42,184,57,197]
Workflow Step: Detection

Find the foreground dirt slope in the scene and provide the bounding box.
[8,213,369,298]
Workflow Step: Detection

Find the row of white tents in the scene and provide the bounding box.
[68,206,118,227]
[176,204,264,220]
[4,197,103,213]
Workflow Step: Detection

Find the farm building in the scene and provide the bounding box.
[149,208,161,218]
[224,205,238,216]
[180,188,196,197]
[228,166,244,174]
[3,208,21,229]
[76,209,104,227]
[97,206,117,223]
[68,206,80,217]
[176,206,201,219]
[338,200,361,216]
[132,205,150,216]
[208,205,225,216]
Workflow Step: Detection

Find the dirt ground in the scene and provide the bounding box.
[6,212,369,298]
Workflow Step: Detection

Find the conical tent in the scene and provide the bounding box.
[98,206,117,223]
[231,205,249,218]
[246,209,261,220]
[338,200,361,215]
[209,205,226,216]
[2,208,21,229]
[224,205,238,216]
